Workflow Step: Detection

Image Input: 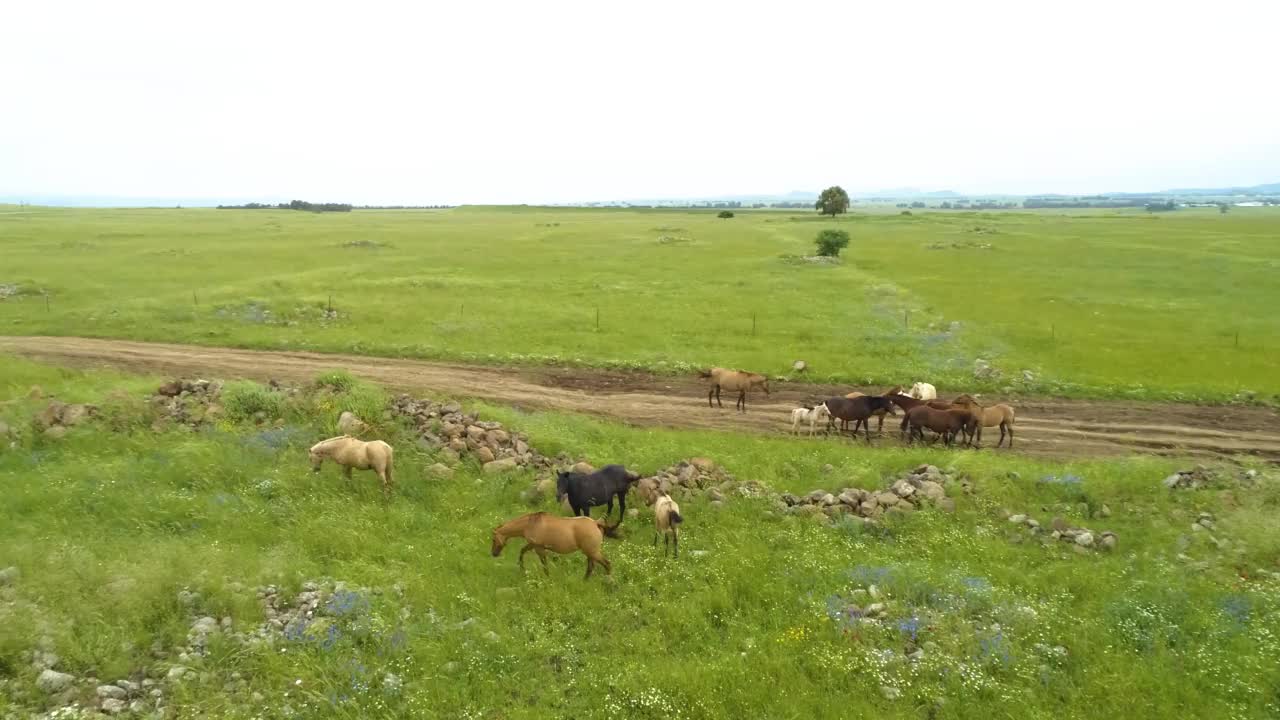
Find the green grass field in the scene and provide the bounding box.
[2,358,1279,719]
[2,206,1278,402]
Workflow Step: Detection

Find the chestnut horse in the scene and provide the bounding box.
[491,512,613,579]
[700,368,770,412]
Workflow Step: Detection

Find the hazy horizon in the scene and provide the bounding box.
[3,0,1278,206]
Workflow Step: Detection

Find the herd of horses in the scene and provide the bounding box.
[307,366,1014,582]
[701,367,1015,448]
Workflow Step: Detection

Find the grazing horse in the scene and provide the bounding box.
[556,464,640,523]
[951,394,1016,448]
[904,406,977,446]
[309,435,395,498]
[700,368,770,412]
[491,512,612,579]
[885,390,961,441]
[653,492,684,558]
[823,395,897,443]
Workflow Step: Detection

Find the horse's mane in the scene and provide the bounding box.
[883,385,904,396]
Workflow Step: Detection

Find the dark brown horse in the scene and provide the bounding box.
[885,390,964,441]
[823,395,897,443]
[904,406,977,446]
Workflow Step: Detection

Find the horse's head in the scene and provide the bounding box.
[908,382,923,398]
[755,375,771,395]
[883,385,905,397]
[308,444,325,472]
[491,528,508,557]
[555,471,572,501]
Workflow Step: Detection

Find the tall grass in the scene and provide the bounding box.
[1,359,1278,718]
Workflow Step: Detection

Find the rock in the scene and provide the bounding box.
[101,698,127,714]
[428,463,454,479]
[0,566,18,586]
[337,411,367,435]
[865,603,886,616]
[891,480,915,498]
[117,679,140,694]
[1100,532,1117,550]
[875,491,899,507]
[60,403,94,426]
[166,667,189,681]
[690,457,716,472]
[475,446,496,464]
[792,360,807,372]
[1162,474,1182,489]
[838,490,862,506]
[97,685,128,700]
[37,669,75,693]
[919,481,946,501]
[191,616,218,634]
[1009,514,1027,524]
[486,429,510,446]
[1099,504,1112,518]
[936,498,956,513]
[157,381,182,397]
[1051,517,1069,533]
[820,493,837,506]
[707,487,726,502]
[880,686,901,700]
[822,464,834,474]
[42,424,69,440]
[483,458,519,474]
[1075,532,1094,547]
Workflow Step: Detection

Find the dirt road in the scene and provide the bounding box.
[3,336,1277,462]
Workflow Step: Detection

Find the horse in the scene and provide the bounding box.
[699,368,770,412]
[556,464,640,522]
[653,492,684,557]
[907,382,938,401]
[308,435,395,498]
[834,389,900,434]
[885,390,963,441]
[903,406,977,447]
[491,512,612,579]
[823,395,897,443]
[951,394,1016,448]
[791,404,830,436]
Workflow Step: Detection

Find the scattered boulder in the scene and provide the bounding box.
[475,446,496,464]
[101,698,128,715]
[42,425,69,440]
[37,669,76,693]
[96,685,128,700]
[427,463,454,479]
[483,458,520,474]
[0,566,19,586]
[337,411,368,436]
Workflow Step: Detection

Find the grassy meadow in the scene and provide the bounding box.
[2,357,1279,719]
[2,205,1279,402]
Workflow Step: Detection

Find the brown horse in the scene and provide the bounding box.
[951,394,1016,448]
[491,512,613,579]
[904,405,977,446]
[700,368,770,412]
[885,390,960,441]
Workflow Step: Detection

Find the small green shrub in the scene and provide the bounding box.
[717,210,735,219]
[313,369,356,392]
[220,381,285,422]
[814,229,850,257]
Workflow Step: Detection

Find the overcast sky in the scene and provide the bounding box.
[2,0,1277,205]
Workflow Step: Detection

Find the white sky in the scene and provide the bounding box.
[2,0,1277,205]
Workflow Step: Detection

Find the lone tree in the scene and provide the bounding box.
[1219,202,1230,214]
[717,210,735,218]
[814,229,850,257]
[815,186,850,216]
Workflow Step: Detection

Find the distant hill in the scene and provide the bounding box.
[1155,182,1280,197]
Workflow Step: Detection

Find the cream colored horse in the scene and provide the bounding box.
[309,435,395,497]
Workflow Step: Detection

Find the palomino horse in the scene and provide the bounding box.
[951,394,1016,448]
[491,512,613,579]
[653,492,684,558]
[700,367,770,412]
[308,435,395,498]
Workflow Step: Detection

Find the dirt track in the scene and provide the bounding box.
[3,336,1278,462]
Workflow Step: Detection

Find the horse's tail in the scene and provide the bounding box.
[669,510,683,526]
[384,445,394,485]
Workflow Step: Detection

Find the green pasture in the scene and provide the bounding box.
[1,205,1278,401]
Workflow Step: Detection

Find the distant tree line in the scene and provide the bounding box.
[216,200,352,212]
[1022,197,1157,209]
[358,205,455,210]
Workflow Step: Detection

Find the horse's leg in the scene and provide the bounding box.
[737,389,746,412]
[663,532,669,557]
[708,386,715,409]
[863,418,873,444]
[617,493,626,523]
[876,413,885,435]
[535,547,550,575]
[605,497,614,522]
[378,468,390,499]
[518,542,536,570]
[672,531,678,559]
[715,385,723,409]
[584,557,594,580]
[344,465,353,482]
[1006,423,1014,448]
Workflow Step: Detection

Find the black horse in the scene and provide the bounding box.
[556,464,640,523]
[823,395,897,443]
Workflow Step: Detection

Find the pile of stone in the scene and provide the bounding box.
[632,458,770,508]
[31,399,97,440]
[149,378,226,429]
[24,636,157,716]
[778,465,958,522]
[390,394,551,475]
[1006,512,1117,552]
[1163,465,1258,490]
